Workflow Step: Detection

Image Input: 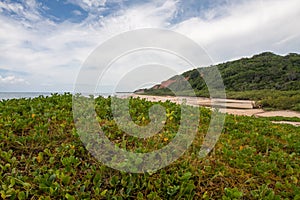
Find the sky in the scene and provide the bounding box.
[0,0,299,92]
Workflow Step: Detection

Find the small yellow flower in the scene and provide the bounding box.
[36,153,43,163]
[70,145,75,149]
[32,114,35,118]
[239,146,243,150]
[163,138,169,142]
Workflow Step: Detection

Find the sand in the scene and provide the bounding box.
[271,121,300,127]
[127,94,300,126]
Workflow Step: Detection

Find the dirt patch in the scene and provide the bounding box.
[272,121,300,126]
[218,108,264,116]
[255,110,300,118]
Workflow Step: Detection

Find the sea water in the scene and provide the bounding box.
[0,92,132,100]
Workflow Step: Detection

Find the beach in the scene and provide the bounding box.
[128,94,300,126]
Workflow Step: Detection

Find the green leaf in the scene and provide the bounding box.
[17,191,26,200]
[65,193,75,200]
[100,189,107,197]
[180,172,192,180]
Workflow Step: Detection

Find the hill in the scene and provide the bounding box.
[138,52,300,111]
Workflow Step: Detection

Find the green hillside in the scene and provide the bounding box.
[140,52,300,111]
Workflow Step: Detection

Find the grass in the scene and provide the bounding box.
[0,93,299,199]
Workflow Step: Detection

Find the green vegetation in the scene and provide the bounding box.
[1,93,300,199]
[259,116,300,123]
[226,90,300,111]
[141,52,300,111]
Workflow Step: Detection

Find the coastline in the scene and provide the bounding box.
[127,94,300,126]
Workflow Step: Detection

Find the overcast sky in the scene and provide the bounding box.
[0,0,299,92]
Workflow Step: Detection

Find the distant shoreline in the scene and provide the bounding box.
[0,92,133,100]
[127,94,300,126]
[0,92,53,100]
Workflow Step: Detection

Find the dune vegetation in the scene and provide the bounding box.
[0,93,299,199]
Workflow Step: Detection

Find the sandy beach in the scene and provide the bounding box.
[127,94,300,126]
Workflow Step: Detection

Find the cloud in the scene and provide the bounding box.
[0,0,299,91]
[0,0,178,83]
[0,0,44,23]
[93,0,177,32]
[67,0,107,13]
[173,0,300,62]
[0,75,29,85]
[72,10,83,16]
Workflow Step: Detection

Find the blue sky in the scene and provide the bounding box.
[0,0,299,92]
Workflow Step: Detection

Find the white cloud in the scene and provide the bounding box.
[0,0,299,91]
[173,0,300,62]
[0,0,43,23]
[67,0,107,12]
[0,0,178,85]
[72,10,83,16]
[0,75,29,85]
[92,0,177,34]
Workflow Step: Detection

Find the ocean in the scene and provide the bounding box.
[0,92,132,100]
[0,92,53,100]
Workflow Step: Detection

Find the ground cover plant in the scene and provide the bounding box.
[0,93,299,199]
